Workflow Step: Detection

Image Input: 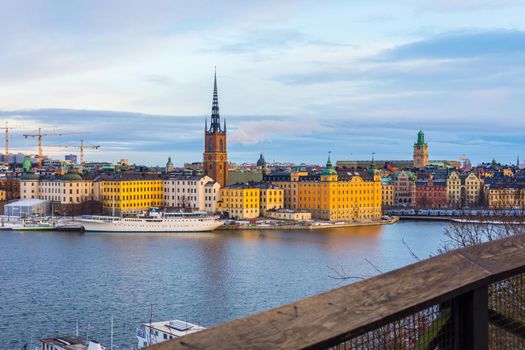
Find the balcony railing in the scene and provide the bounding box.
[145,234,525,349]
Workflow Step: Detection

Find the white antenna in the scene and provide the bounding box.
[76,320,79,337]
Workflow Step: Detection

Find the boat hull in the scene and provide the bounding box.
[79,217,224,233]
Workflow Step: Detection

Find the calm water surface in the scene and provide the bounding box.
[0,220,448,350]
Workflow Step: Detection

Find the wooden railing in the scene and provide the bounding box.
[145,234,525,350]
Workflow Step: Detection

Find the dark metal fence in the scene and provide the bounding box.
[331,301,454,349]
[145,235,525,350]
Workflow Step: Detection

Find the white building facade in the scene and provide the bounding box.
[163,175,220,213]
[20,174,95,204]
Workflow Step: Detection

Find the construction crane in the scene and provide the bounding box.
[0,121,12,171]
[23,128,82,169]
[49,140,100,164]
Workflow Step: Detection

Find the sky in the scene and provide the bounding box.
[1,0,525,166]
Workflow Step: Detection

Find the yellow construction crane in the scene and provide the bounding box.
[0,121,13,171]
[23,128,82,169]
[49,140,100,164]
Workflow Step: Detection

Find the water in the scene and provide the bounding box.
[0,220,448,350]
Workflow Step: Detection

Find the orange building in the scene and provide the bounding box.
[271,156,382,221]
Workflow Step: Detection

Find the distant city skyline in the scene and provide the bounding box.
[1,1,524,165]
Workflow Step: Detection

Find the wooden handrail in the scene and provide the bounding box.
[145,234,525,350]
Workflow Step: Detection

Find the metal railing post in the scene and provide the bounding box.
[454,285,489,350]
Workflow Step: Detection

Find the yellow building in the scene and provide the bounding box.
[272,156,382,221]
[267,209,311,221]
[381,182,394,208]
[97,176,164,214]
[486,185,525,209]
[270,171,309,209]
[447,172,482,207]
[258,184,284,216]
[218,184,260,219]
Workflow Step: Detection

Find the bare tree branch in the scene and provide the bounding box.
[365,258,384,274]
[327,265,366,281]
[402,238,421,261]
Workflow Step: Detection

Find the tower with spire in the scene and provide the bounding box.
[203,69,228,186]
[166,156,174,173]
[413,129,429,169]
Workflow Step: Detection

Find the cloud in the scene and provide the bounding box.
[142,74,175,86]
[382,30,525,60]
[209,29,353,54]
[414,0,525,12]
[1,3,525,166]
[1,108,525,165]
[230,118,333,145]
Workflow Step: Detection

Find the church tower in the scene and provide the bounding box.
[413,130,429,169]
[203,70,228,186]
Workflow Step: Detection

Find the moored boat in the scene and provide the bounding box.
[79,210,224,232]
[40,336,106,350]
[137,319,206,348]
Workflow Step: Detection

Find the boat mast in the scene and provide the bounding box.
[148,304,153,346]
[110,315,114,350]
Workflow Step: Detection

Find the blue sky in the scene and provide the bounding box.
[1,0,525,166]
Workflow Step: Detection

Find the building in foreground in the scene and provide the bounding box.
[381,177,394,208]
[267,209,311,221]
[271,156,382,221]
[4,198,51,217]
[255,183,284,216]
[96,174,163,215]
[19,172,99,215]
[485,184,525,209]
[447,171,482,208]
[218,184,261,219]
[393,170,416,207]
[163,175,220,213]
[414,174,447,209]
[0,176,20,200]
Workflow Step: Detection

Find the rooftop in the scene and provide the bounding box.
[144,319,205,338]
[5,199,50,206]
[41,336,101,350]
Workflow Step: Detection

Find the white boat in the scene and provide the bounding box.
[79,210,224,232]
[137,319,206,348]
[40,336,106,350]
[11,221,56,231]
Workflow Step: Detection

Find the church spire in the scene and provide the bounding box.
[209,67,222,133]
